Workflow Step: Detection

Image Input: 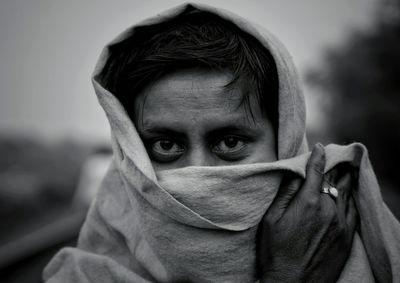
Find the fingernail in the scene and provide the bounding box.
[312,143,322,155]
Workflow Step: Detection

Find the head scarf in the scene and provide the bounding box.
[44,3,400,282]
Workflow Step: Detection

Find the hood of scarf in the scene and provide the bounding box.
[92,2,309,231]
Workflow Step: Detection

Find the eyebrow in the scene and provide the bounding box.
[140,126,187,140]
[205,125,257,140]
[140,124,258,140]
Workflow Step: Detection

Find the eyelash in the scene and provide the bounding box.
[212,135,249,159]
[212,135,245,148]
[145,137,184,163]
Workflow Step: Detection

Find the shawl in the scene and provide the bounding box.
[43,3,400,282]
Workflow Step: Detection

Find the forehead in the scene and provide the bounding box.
[133,69,264,128]
[138,69,241,110]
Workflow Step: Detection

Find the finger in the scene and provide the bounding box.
[346,196,358,242]
[337,170,352,201]
[327,164,357,210]
[297,143,326,204]
[326,163,354,195]
[328,167,358,242]
[326,166,340,186]
[267,171,303,220]
[335,171,352,225]
[319,186,337,221]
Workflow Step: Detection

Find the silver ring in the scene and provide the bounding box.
[321,186,338,198]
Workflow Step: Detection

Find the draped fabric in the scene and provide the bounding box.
[43,3,400,282]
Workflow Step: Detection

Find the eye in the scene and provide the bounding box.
[212,136,248,160]
[149,139,185,163]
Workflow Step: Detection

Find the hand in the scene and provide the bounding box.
[257,144,358,283]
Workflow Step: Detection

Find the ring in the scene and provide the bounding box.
[321,186,338,198]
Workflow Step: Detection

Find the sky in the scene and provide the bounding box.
[0,0,378,142]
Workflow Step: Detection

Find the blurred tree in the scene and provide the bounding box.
[308,0,400,192]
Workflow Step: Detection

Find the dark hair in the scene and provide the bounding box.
[99,11,279,127]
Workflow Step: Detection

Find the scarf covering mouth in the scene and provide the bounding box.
[43,3,400,282]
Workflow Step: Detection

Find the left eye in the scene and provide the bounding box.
[148,139,185,163]
[213,137,246,154]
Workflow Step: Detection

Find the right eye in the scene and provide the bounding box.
[149,139,185,163]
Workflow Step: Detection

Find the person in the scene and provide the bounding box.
[43,3,400,282]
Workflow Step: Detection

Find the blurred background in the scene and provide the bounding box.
[0,0,399,282]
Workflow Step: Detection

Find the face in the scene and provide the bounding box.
[134,69,276,171]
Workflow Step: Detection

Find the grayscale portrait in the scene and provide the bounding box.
[1,1,399,282]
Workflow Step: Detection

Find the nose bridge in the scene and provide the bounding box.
[187,144,211,167]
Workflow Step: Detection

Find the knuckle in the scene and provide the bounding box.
[312,165,324,176]
[320,206,337,223]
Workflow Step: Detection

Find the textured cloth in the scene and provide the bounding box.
[43,3,400,282]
